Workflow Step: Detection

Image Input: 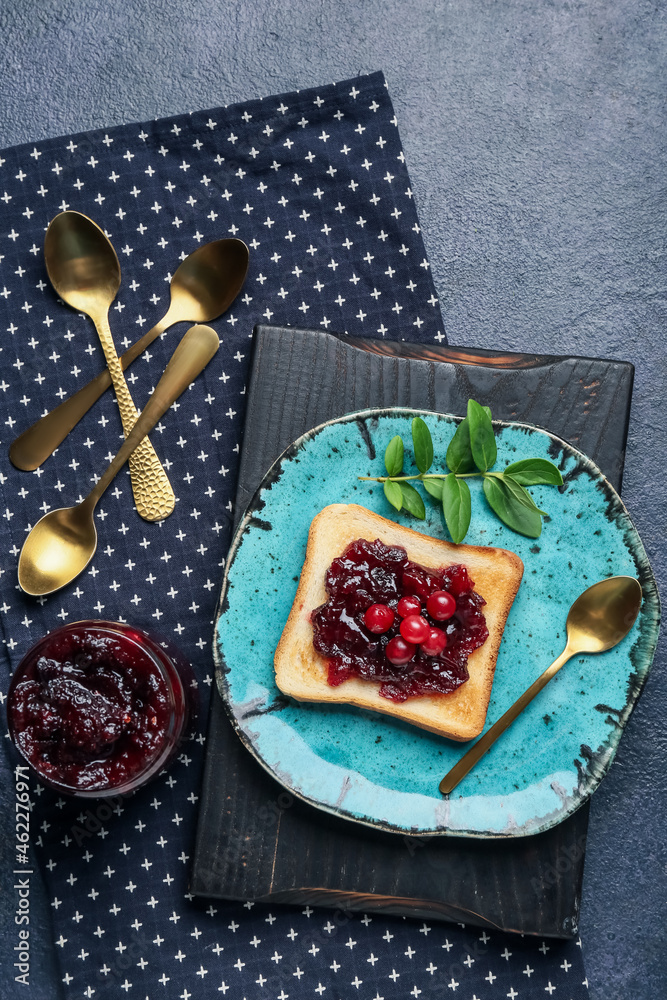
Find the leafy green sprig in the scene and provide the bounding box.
[359,400,563,543]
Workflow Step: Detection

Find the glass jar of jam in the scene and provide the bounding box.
[6,620,194,797]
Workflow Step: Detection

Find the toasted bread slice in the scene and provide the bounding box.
[274,504,523,741]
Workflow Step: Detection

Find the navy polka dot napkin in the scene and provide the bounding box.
[0,72,588,998]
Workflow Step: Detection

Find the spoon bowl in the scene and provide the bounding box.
[439,575,643,795]
[44,211,120,317]
[565,575,642,653]
[19,503,98,597]
[166,238,250,324]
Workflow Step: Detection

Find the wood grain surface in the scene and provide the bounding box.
[191,324,634,938]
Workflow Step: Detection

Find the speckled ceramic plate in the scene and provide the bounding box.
[214,409,660,837]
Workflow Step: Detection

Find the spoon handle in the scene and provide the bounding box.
[93,311,176,522]
[8,314,171,472]
[89,325,220,508]
[438,647,574,795]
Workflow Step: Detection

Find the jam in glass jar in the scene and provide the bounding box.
[7,620,194,797]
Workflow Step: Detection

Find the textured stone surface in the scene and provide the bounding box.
[1,2,665,998]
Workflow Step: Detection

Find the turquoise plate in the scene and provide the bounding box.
[214,409,660,837]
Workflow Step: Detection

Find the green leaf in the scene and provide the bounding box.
[423,477,445,501]
[399,481,426,519]
[411,417,433,474]
[501,474,548,515]
[446,418,476,474]
[384,435,404,477]
[442,474,471,544]
[384,479,403,512]
[482,476,542,538]
[467,399,497,472]
[503,458,563,486]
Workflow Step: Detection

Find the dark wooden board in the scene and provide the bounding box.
[192,325,634,938]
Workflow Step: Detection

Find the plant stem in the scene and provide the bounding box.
[358,472,489,483]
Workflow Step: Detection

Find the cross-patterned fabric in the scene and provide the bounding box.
[0,71,588,998]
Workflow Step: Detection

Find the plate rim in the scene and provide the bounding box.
[213,406,661,838]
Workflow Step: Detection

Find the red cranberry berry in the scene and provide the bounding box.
[363,603,395,634]
[399,614,430,644]
[385,636,416,666]
[397,595,421,618]
[420,627,448,657]
[426,590,457,621]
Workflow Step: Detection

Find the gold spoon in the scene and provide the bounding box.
[40,211,174,521]
[9,229,248,472]
[18,324,220,597]
[439,576,643,795]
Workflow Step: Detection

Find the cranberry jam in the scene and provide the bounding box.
[7,621,192,796]
[311,539,489,702]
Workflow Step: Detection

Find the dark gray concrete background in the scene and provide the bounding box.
[1,2,665,998]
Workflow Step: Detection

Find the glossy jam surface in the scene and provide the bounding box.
[311,539,489,702]
[8,623,184,793]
